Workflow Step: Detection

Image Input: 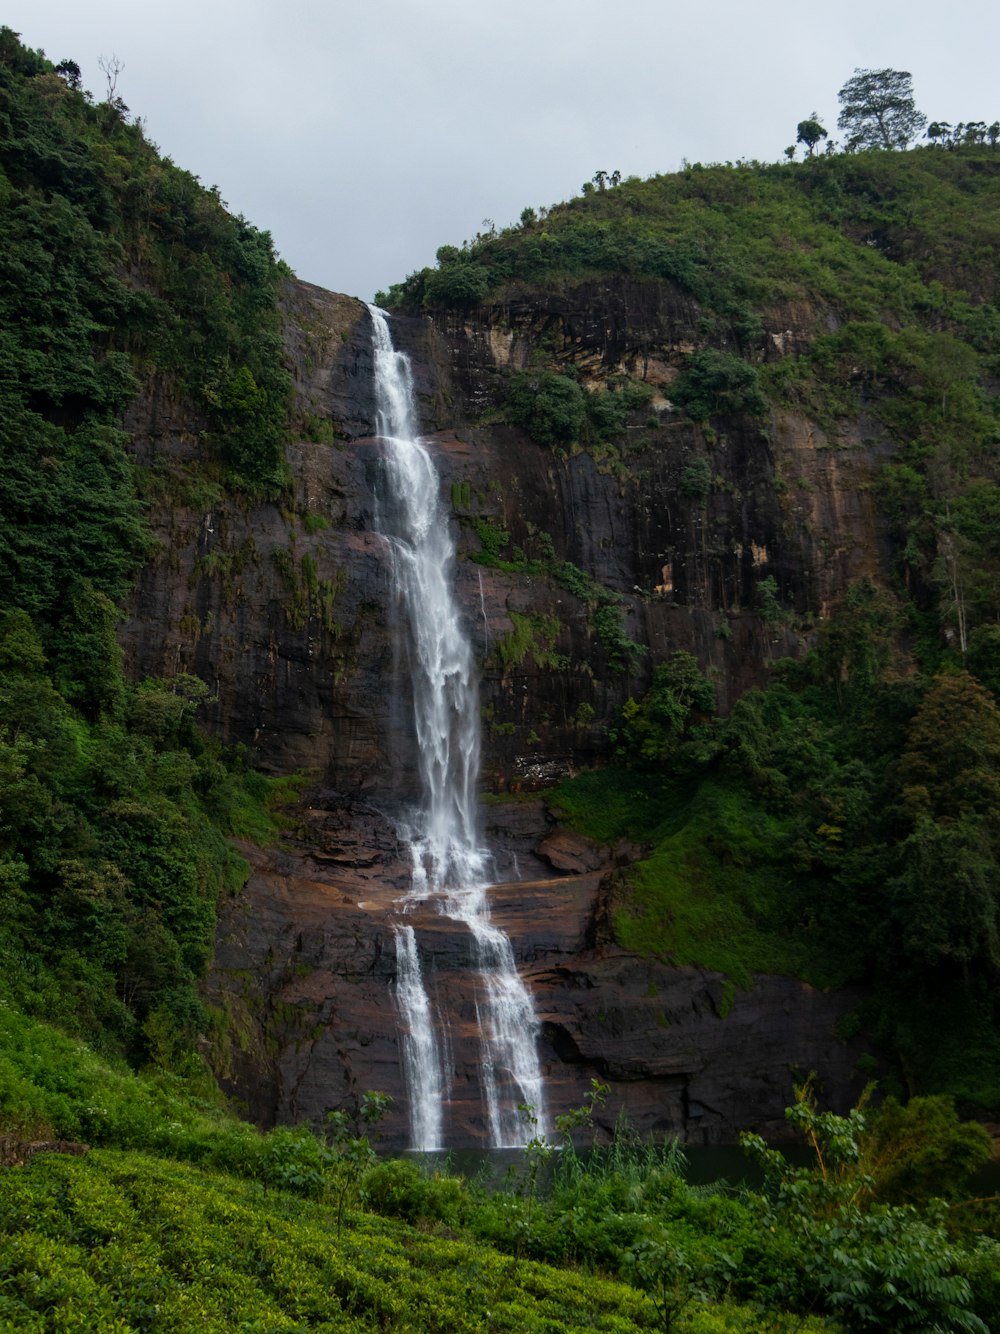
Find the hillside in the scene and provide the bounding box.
[369,138,1000,1120]
[3,19,1000,1123]
[4,26,1000,1330]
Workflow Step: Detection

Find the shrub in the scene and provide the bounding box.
[505,371,587,445]
[669,350,768,421]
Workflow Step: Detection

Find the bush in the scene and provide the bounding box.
[505,371,587,445]
[671,350,768,421]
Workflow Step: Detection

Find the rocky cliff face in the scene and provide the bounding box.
[123,274,886,1144]
[205,798,870,1149]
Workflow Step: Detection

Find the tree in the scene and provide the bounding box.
[796,114,828,156]
[742,1087,990,1334]
[897,672,1000,826]
[862,1095,992,1205]
[818,579,900,702]
[614,651,715,765]
[837,68,927,150]
[53,59,81,91]
[888,816,1000,973]
[504,370,586,446]
[670,349,768,421]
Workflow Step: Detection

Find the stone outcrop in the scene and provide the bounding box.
[206,797,871,1149]
[0,1138,89,1169]
[121,272,890,1144]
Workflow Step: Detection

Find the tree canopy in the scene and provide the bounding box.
[838,67,927,150]
[796,115,828,156]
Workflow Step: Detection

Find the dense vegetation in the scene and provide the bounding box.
[2,1015,997,1331]
[379,139,1000,320]
[3,29,1000,1329]
[383,98,1000,1122]
[0,28,296,1063]
[552,626,1000,1114]
[382,132,1000,652]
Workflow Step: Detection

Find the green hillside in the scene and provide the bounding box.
[2,29,1000,1329]
[0,26,298,1065]
[1,1006,996,1332]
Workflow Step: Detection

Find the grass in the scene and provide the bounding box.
[547,768,677,847]
[550,771,852,989]
[0,1001,988,1333]
[0,1006,830,1333]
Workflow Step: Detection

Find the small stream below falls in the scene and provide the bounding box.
[368,305,547,1152]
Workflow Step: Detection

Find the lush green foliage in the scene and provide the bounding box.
[3,32,999,1328]
[1,1002,995,1331]
[470,524,645,673]
[0,611,295,1061]
[0,29,297,1067]
[613,652,716,765]
[0,1148,662,1332]
[554,585,1000,1112]
[504,369,654,447]
[669,351,767,422]
[741,1087,993,1331]
[0,27,292,563]
[382,141,1000,321]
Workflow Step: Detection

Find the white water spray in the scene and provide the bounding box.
[369,305,546,1149]
[393,923,444,1150]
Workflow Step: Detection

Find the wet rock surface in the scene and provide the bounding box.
[121,273,889,796]
[120,273,888,1146]
[206,797,872,1149]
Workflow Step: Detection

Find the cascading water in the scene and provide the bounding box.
[369,304,546,1150]
[393,924,444,1151]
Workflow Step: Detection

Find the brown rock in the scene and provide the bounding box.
[205,823,875,1149]
[0,1138,89,1168]
[535,830,609,874]
[114,271,895,1147]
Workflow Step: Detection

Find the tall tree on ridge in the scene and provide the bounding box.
[838,68,926,150]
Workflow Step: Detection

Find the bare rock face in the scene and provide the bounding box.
[122,273,889,795]
[206,799,872,1149]
[0,1138,89,1168]
[120,273,891,1144]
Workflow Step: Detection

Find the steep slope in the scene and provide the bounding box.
[4,25,1000,1140]
[191,154,1000,1139]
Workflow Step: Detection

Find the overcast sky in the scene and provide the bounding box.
[7,1,998,301]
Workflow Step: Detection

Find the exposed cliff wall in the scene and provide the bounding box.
[205,799,870,1148]
[122,273,887,1142]
[123,273,889,793]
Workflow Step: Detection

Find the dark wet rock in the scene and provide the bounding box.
[205,837,873,1149]
[117,272,891,1146]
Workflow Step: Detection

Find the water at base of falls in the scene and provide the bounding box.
[368,304,546,1151]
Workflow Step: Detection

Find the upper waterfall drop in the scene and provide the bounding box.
[368,304,547,1150]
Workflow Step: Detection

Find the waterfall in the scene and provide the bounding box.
[369,305,546,1150]
[393,924,444,1151]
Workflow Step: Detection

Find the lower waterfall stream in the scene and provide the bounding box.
[368,305,546,1150]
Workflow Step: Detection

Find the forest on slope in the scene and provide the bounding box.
[2,30,1000,1330]
[0,25,296,1067]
